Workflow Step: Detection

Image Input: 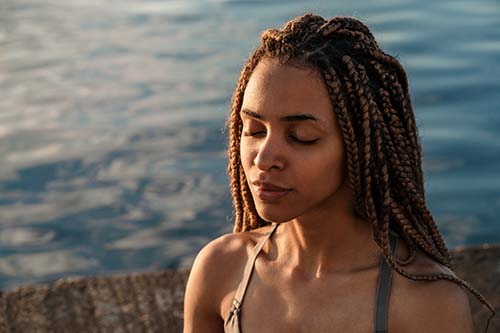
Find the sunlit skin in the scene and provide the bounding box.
[183,58,475,333]
[240,57,382,278]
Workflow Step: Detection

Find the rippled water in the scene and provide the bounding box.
[0,0,499,290]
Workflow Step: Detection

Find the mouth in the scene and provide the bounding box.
[251,181,292,202]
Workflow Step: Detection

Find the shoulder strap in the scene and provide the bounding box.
[232,222,279,309]
[224,223,279,333]
[374,229,398,333]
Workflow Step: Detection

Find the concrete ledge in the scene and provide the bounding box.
[1,245,499,332]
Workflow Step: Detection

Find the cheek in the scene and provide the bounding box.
[300,148,345,188]
[239,139,254,172]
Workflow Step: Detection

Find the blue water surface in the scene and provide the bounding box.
[0,0,499,290]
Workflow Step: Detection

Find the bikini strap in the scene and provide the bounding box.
[231,223,279,311]
[374,229,399,333]
[224,223,279,332]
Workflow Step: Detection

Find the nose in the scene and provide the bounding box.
[253,132,285,171]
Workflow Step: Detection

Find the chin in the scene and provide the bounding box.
[255,206,297,223]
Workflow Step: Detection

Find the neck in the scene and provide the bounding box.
[274,184,382,280]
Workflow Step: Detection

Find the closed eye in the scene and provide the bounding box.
[242,131,318,145]
[242,131,265,137]
[290,136,318,145]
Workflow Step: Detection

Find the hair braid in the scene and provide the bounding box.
[225,48,268,232]
[356,62,444,259]
[225,13,495,331]
[366,51,425,192]
[357,61,439,268]
[359,62,449,265]
[341,55,380,224]
[320,64,370,233]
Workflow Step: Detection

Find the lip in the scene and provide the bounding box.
[252,180,292,202]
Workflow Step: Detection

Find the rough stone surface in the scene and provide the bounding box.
[450,244,500,332]
[0,245,498,332]
[0,270,190,333]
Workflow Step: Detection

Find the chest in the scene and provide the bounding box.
[235,268,381,333]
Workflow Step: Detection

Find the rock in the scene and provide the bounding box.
[0,269,190,333]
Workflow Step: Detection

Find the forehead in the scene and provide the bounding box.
[241,59,334,126]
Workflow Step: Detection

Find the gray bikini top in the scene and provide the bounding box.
[224,223,399,333]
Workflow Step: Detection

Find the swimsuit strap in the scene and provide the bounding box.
[224,223,279,333]
[374,229,399,333]
[233,222,279,309]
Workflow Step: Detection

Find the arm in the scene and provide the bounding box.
[401,280,475,333]
[183,238,226,333]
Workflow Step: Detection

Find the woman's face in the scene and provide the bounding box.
[240,58,348,223]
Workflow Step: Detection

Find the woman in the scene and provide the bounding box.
[184,13,495,332]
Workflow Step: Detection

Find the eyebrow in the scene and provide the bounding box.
[241,108,324,125]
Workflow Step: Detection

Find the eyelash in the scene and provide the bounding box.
[242,131,318,145]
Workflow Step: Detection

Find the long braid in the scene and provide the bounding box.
[374,64,450,255]
[354,62,424,259]
[321,65,365,224]
[225,49,263,232]
[225,13,495,331]
[356,61,444,260]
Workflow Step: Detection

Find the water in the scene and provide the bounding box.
[0,0,499,290]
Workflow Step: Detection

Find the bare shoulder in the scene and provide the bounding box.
[189,224,273,287]
[390,243,474,332]
[183,225,273,333]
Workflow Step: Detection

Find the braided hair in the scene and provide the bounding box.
[225,13,495,331]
